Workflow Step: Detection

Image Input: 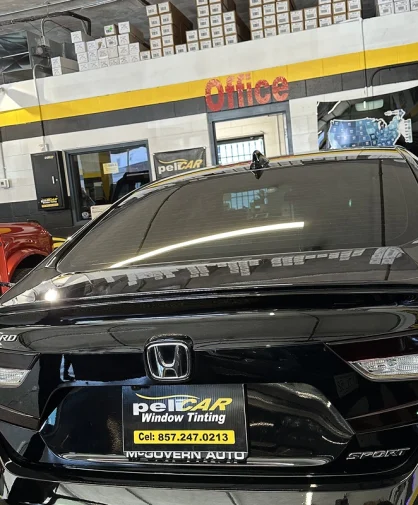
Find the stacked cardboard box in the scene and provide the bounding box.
[249,0,294,39]
[376,0,415,16]
[71,30,94,72]
[331,0,362,24]
[249,0,265,40]
[317,0,332,27]
[190,0,247,52]
[222,9,250,45]
[249,0,362,39]
[316,0,361,26]
[71,23,145,71]
[276,1,291,34]
[290,8,304,33]
[97,26,119,70]
[98,22,146,67]
[51,56,79,76]
[95,37,110,70]
[303,6,319,30]
[147,1,192,58]
[118,22,147,64]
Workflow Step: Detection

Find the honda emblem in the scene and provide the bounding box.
[146,340,191,382]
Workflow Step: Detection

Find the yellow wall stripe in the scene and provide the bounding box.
[0,41,417,129]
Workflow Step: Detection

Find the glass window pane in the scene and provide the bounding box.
[69,144,151,221]
[217,136,265,165]
[59,158,418,272]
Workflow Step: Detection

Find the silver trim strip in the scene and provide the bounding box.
[61,454,330,467]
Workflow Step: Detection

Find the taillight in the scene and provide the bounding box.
[0,352,37,387]
[329,336,418,381]
[350,354,418,381]
[0,367,29,387]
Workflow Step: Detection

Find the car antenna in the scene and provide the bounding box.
[250,150,270,180]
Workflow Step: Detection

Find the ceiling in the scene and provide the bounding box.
[0,0,377,45]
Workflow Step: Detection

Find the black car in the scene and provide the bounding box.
[1,147,418,504]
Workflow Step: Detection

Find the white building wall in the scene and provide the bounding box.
[4,76,418,204]
[0,12,416,112]
[0,114,211,203]
[3,78,418,204]
[0,12,417,204]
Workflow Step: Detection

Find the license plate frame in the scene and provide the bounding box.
[122,384,248,463]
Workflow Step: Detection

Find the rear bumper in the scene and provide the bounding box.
[0,461,417,505]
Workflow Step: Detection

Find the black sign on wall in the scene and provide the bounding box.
[154,148,206,180]
[31,151,69,211]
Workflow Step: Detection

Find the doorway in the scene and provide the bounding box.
[67,141,151,224]
[212,111,290,166]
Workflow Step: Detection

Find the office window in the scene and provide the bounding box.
[217,136,265,165]
[69,143,151,221]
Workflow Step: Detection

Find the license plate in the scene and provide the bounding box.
[122,384,248,463]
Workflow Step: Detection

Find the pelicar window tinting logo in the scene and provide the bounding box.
[133,393,232,425]
[153,147,206,180]
[122,384,248,463]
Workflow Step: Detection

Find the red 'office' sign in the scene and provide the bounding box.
[205,73,289,112]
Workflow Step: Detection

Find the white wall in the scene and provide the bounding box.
[4,77,418,203]
[0,11,417,203]
[0,12,417,112]
[4,76,418,203]
[0,114,211,204]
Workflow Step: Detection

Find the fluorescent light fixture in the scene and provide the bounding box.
[355,99,384,112]
[78,0,119,7]
[111,222,305,268]
[0,368,29,387]
[351,354,418,381]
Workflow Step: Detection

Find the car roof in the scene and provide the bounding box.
[147,147,405,189]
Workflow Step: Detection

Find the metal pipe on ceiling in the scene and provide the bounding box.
[77,0,121,7]
[0,0,121,22]
[40,18,74,46]
[0,0,73,19]
[0,10,92,35]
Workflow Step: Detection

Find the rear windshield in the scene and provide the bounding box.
[58,158,418,272]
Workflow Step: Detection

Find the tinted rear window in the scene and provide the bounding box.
[58,159,418,272]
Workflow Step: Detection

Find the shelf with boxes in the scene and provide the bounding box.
[249,0,362,39]
[67,21,148,74]
[52,0,416,75]
[183,0,250,53]
[376,0,418,16]
[145,1,193,59]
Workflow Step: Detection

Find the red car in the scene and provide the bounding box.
[0,221,52,291]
